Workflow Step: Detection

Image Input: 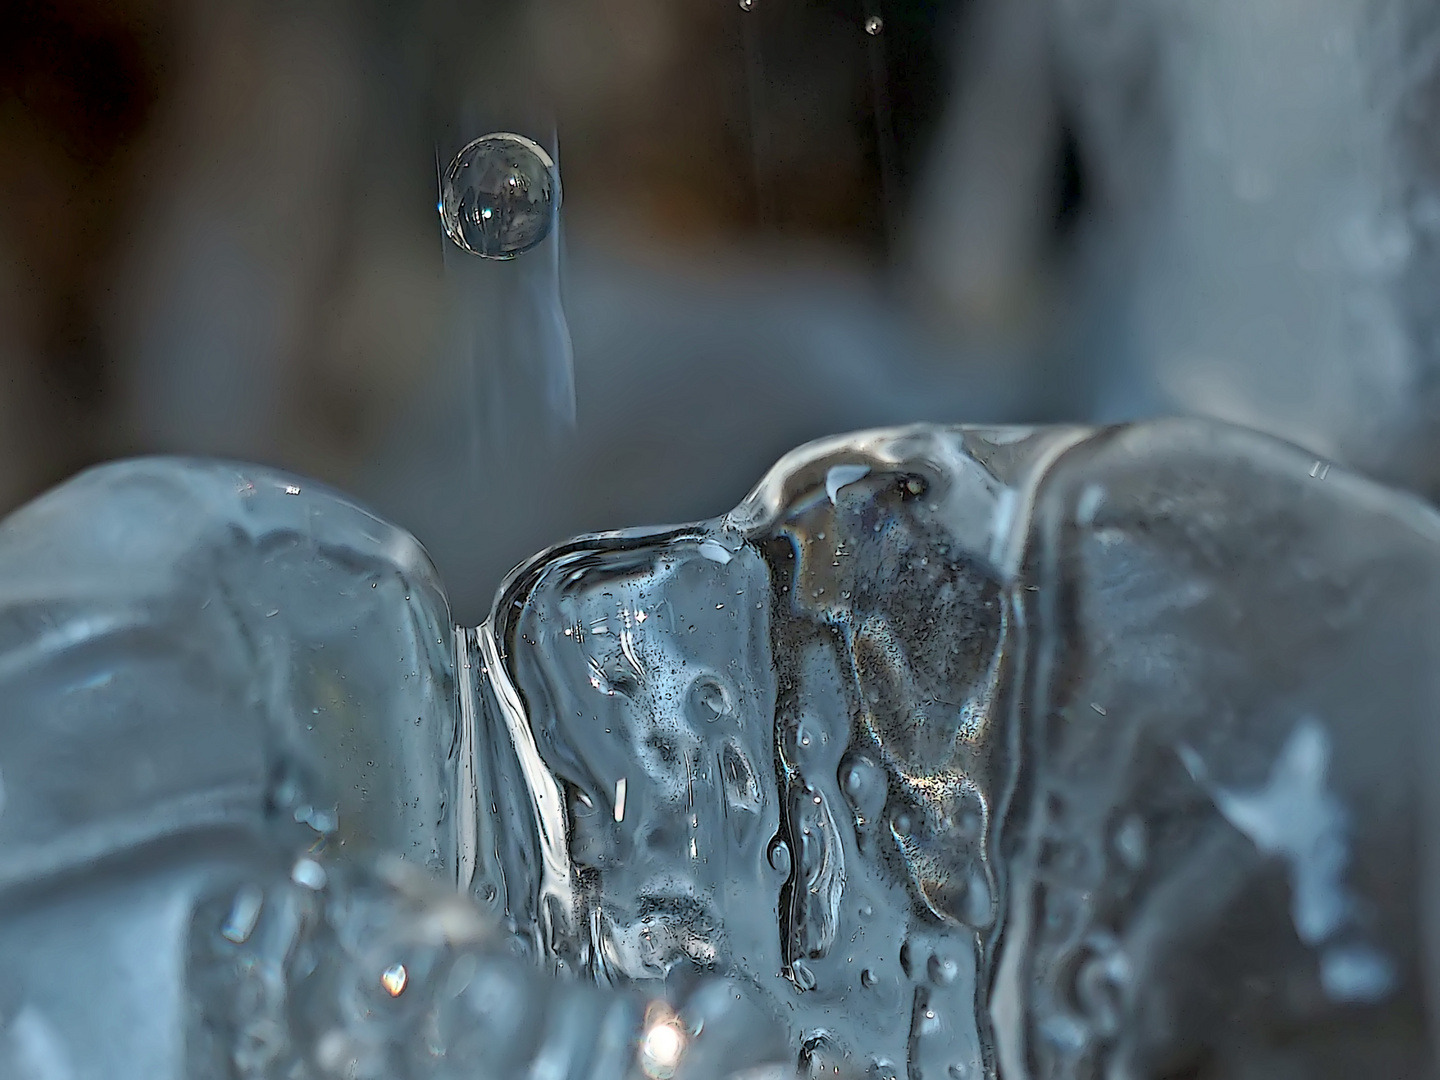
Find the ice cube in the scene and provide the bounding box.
[482,419,1440,1078]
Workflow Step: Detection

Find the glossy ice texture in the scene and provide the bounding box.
[5,421,1440,1077]
[481,420,1440,1079]
[0,460,780,1079]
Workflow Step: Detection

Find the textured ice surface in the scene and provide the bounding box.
[0,460,783,1079]
[480,420,1440,1079]
[5,421,1440,1076]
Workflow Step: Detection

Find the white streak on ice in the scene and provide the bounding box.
[825,464,870,505]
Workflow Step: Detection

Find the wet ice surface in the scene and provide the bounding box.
[0,459,784,1080]
[482,421,1440,1079]
[4,421,1440,1077]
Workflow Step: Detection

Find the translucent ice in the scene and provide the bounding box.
[479,420,1440,1078]
[5,420,1440,1077]
[440,133,559,260]
[0,459,784,1079]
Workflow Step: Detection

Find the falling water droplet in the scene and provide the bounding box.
[380,962,409,997]
[440,133,559,259]
[864,15,884,35]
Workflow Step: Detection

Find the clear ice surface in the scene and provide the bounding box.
[440,133,559,260]
[3,420,1440,1077]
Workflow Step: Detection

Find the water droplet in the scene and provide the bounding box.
[380,962,408,997]
[220,884,264,944]
[868,1059,900,1080]
[440,132,559,259]
[864,15,883,34]
[688,676,731,722]
[738,0,754,9]
[769,837,793,876]
[948,1065,971,1079]
[927,952,959,986]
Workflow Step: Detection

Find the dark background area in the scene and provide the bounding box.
[5,0,1436,617]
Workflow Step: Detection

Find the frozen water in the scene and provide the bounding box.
[440,133,559,260]
[479,420,1440,1078]
[0,459,784,1079]
[5,421,1440,1075]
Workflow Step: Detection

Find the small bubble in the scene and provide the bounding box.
[860,967,878,988]
[948,1066,971,1079]
[688,677,731,722]
[440,132,559,259]
[927,952,959,986]
[839,753,886,822]
[864,14,883,34]
[380,962,408,997]
[769,837,793,876]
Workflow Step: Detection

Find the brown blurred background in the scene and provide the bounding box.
[5,0,1438,617]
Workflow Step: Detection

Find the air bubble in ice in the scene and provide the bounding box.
[769,837,793,876]
[927,952,959,986]
[440,132,559,259]
[688,676,731,722]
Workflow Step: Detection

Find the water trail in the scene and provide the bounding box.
[436,120,576,477]
[740,8,776,226]
[861,1,900,249]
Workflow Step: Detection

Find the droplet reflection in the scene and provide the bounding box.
[440,132,559,259]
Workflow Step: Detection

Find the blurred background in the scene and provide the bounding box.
[3,0,1440,618]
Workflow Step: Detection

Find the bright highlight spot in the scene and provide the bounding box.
[640,1017,686,1079]
[380,962,408,997]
